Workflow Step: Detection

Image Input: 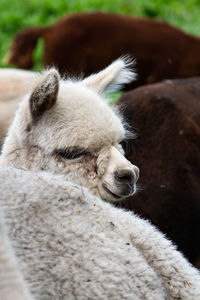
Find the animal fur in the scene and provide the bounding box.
[0,58,139,202]
[0,205,33,300]
[1,59,200,298]
[0,68,37,147]
[116,77,200,267]
[1,166,200,299]
[5,12,200,89]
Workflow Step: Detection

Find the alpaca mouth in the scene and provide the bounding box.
[102,183,122,199]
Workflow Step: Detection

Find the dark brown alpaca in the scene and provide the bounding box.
[115,77,200,267]
[5,12,200,89]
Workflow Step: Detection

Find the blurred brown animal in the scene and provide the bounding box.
[0,69,37,148]
[4,12,200,89]
[115,77,200,267]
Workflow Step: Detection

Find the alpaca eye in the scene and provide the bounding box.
[55,148,85,160]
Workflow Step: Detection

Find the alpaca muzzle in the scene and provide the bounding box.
[114,168,139,196]
[101,146,139,201]
[102,165,139,201]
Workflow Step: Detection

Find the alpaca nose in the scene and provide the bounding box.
[114,169,135,187]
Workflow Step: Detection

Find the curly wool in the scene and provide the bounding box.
[1,166,200,300]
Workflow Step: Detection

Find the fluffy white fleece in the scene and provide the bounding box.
[0,204,33,300]
[1,166,200,300]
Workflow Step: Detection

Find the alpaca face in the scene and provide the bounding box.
[0,58,139,202]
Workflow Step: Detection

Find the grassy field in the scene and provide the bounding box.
[1,0,200,71]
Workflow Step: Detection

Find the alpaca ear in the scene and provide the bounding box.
[30,69,59,119]
[81,56,136,93]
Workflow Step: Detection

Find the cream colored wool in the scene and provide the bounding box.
[1,166,200,299]
[0,205,33,300]
[1,58,200,299]
[0,58,139,202]
[0,68,37,147]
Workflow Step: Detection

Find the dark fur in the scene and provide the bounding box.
[115,78,200,267]
[30,72,58,120]
[7,12,200,89]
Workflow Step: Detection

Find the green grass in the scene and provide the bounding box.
[1,0,200,72]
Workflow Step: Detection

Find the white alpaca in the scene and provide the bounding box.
[0,68,37,147]
[0,58,139,202]
[0,166,200,299]
[0,205,33,300]
[1,58,200,299]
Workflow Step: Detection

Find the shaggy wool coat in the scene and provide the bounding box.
[0,204,33,300]
[1,166,200,299]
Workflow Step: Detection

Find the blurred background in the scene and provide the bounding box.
[1,0,200,71]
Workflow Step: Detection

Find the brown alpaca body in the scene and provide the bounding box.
[6,12,200,89]
[116,77,200,267]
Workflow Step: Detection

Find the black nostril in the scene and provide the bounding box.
[114,169,135,186]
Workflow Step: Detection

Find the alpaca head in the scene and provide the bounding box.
[0,57,139,202]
